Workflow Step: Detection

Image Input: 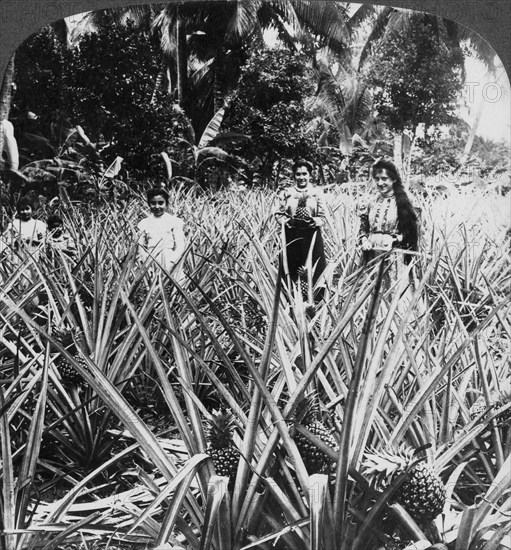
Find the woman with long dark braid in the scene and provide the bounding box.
[359,158,419,287]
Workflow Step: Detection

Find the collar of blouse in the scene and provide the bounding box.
[292,184,315,194]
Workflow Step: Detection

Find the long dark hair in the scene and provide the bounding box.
[372,158,418,254]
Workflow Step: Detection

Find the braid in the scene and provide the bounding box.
[394,183,418,252]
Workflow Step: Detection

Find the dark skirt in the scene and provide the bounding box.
[281,223,327,287]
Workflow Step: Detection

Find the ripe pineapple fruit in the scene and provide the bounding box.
[297,265,309,300]
[206,410,239,479]
[293,396,338,474]
[131,283,147,309]
[296,266,316,317]
[362,446,446,523]
[469,397,489,421]
[56,354,88,386]
[494,390,511,426]
[294,194,310,221]
[470,389,511,425]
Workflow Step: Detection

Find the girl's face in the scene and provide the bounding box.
[294,166,311,189]
[149,195,168,217]
[373,169,395,198]
[17,205,33,221]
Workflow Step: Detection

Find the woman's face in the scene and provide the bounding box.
[294,165,311,189]
[373,169,394,198]
[17,204,33,221]
[149,195,168,217]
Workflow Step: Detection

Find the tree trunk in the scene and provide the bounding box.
[0,53,15,168]
[176,7,188,110]
[213,48,226,113]
[403,130,414,184]
[460,94,484,167]
[393,131,413,184]
[393,132,403,175]
[460,67,499,167]
[50,19,69,46]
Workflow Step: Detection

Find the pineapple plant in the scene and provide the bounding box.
[494,389,511,426]
[296,265,316,316]
[50,324,87,386]
[206,410,239,479]
[294,193,310,221]
[362,446,446,524]
[293,396,338,474]
[51,323,75,351]
[470,389,511,426]
[130,282,147,309]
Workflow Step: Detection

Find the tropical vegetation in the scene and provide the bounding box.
[1,180,510,550]
[0,2,510,549]
[4,2,509,190]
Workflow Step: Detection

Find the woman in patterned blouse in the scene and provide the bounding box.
[359,158,418,267]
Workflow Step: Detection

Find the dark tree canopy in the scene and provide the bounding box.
[223,49,318,183]
[13,23,179,179]
[366,16,465,137]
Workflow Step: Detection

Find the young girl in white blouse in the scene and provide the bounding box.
[137,187,186,276]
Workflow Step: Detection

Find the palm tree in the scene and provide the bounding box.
[72,1,351,140]
[354,5,498,173]
[154,0,351,136]
[310,3,500,176]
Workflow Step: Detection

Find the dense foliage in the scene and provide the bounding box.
[223,50,319,185]
[14,23,178,179]
[366,16,465,139]
[411,120,510,183]
[7,9,510,191]
[1,8,510,548]
[1,183,509,549]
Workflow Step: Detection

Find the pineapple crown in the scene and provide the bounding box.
[297,193,308,206]
[362,444,435,484]
[206,409,236,449]
[293,392,321,424]
[297,265,307,279]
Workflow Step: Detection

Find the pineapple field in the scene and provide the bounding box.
[0,181,510,550]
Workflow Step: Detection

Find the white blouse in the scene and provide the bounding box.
[137,212,186,271]
[1,218,47,255]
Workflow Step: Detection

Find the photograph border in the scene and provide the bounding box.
[0,0,510,84]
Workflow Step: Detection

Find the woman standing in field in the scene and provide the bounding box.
[137,187,186,277]
[359,158,419,287]
[277,159,327,304]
